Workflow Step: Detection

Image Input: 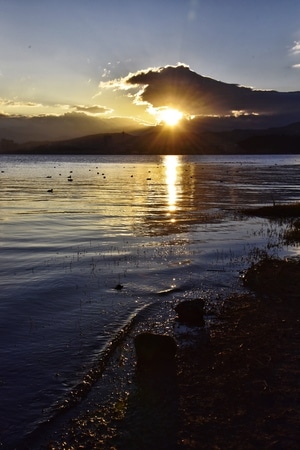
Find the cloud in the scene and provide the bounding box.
[99,75,138,92]
[0,98,42,108]
[290,41,300,70]
[0,99,113,118]
[72,105,113,115]
[0,99,71,117]
[291,41,300,54]
[121,64,300,119]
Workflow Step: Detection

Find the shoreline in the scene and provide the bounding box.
[32,258,300,449]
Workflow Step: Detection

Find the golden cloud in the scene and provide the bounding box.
[72,105,113,115]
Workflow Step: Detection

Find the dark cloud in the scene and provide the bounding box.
[127,65,300,118]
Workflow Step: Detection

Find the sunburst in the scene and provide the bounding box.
[158,108,183,126]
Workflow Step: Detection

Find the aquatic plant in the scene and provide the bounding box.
[283,218,300,245]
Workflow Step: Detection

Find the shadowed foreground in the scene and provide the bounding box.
[176,291,299,449]
[40,257,299,449]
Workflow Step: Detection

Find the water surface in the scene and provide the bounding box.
[1,154,299,448]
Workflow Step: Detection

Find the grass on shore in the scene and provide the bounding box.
[242,202,300,244]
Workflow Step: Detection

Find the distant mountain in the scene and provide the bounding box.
[0,113,145,143]
[2,121,300,155]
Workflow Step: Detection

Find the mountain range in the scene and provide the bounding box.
[2,120,300,155]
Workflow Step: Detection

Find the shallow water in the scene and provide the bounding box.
[0,154,299,448]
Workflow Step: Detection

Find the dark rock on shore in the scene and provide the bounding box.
[175,298,205,326]
[134,332,177,365]
[242,257,300,303]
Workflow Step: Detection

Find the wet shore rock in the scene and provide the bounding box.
[175,298,205,326]
[134,332,177,365]
[243,257,300,303]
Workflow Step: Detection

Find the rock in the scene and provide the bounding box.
[242,257,300,302]
[134,332,177,365]
[175,298,205,326]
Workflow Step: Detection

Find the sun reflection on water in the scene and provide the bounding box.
[164,155,179,219]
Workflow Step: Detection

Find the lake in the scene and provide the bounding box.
[0,154,299,448]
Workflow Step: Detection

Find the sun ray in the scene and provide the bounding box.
[156,107,183,127]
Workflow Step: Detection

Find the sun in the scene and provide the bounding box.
[158,108,183,127]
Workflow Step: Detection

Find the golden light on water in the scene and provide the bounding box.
[164,155,179,218]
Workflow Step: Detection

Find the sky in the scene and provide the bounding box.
[1,0,300,137]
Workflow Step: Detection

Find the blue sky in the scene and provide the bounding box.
[1,0,300,126]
